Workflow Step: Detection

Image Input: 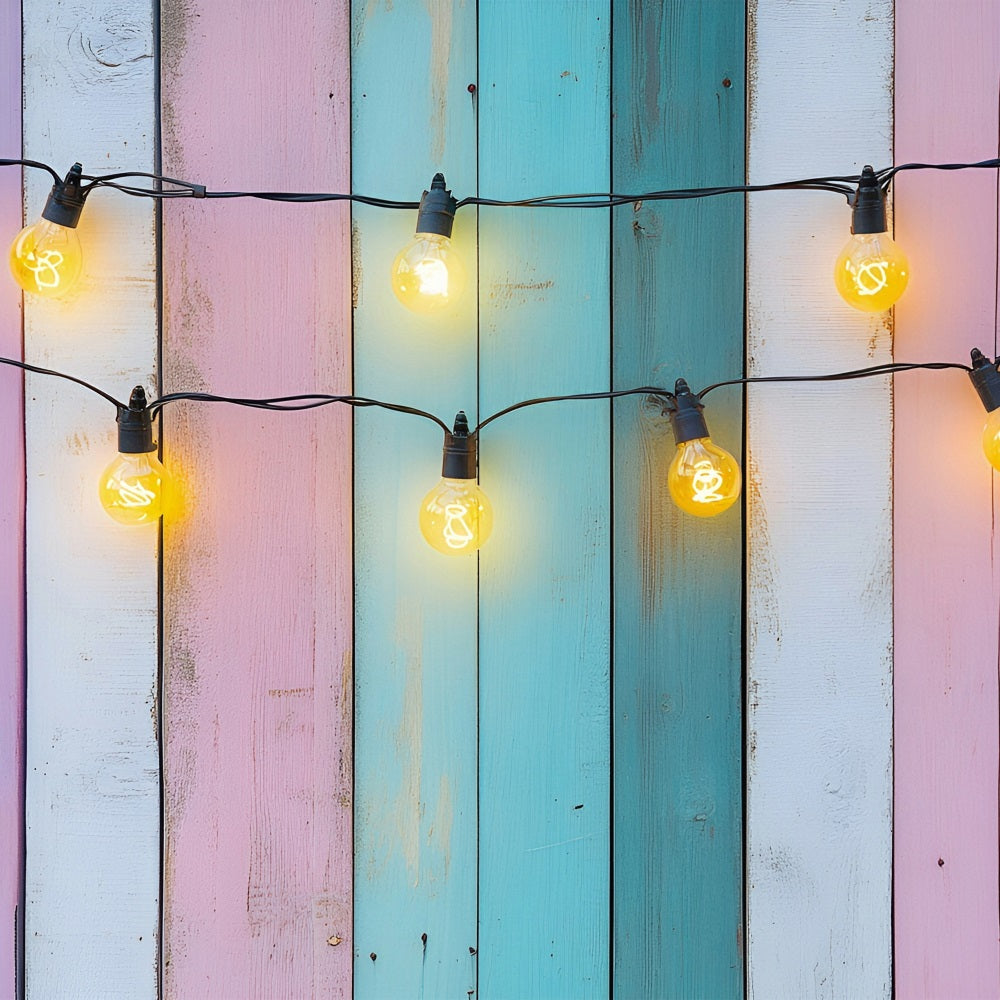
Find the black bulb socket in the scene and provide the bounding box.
[850,164,887,235]
[969,348,1000,414]
[40,163,86,230]
[117,385,156,454]
[441,410,478,480]
[415,173,457,239]
[666,378,710,445]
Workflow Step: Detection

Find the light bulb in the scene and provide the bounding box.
[9,163,86,298]
[968,348,1000,471]
[391,173,466,314]
[419,412,493,554]
[834,164,909,312]
[98,386,173,525]
[665,379,741,518]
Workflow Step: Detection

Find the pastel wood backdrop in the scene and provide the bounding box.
[0,2,998,999]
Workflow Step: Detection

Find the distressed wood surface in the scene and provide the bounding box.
[477,4,611,996]
[21,1,160,995]
[611,2,745,996]
[745,2,894,997]
[0,0,23,995]
[893,5,1000,996]
[159,2,353,996]
[351,2,479,997]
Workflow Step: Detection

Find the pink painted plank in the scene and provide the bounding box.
[0,0,23,995]
[894,7,1000,998]
[159,2,352,996]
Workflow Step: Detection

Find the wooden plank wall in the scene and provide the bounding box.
[745,2,894,997]
[351,2,479,997]
[158,1,353,996]
[478,2,610,996]
[0,0,23,995]
[21,1,161,996]
[893,5,1000,997]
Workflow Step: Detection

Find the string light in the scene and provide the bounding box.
[391,174,466,314]
[419,412,492,554]
[98,387,174,525]
[968,348,1000,470]
[833,165,909,312]
[9,163,85,298]
[663,380,741,517]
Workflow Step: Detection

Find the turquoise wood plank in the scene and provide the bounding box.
[478,2,611,996]
[351,1,479,997]
[611,2,745,997]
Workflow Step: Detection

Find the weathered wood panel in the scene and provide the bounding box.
[611,2,745,996]
[477,3,611,996]
[893,5,1000,996]
[0,0,23,995]
[351,1,479,996]
[745,2,893,996]
[159,1,353,996]
[21,1,160,995]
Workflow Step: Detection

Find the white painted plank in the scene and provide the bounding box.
[745,3,893,997]
[22,3,159,996]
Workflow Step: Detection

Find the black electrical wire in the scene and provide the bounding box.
[475,386,674,431]
[0,356,126,410]
[8,155,1000,212]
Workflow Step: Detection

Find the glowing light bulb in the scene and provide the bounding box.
[9,163,86,298]
[98,386,173,525]
[834,164,909,312]
[420,412,493,554]
[391,173,466,314]
[968,348,1000,471]
[665,379,741,518]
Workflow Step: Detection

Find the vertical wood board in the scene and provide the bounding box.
[893,5,1000,996]
[611,2,745,996]
[21,1,160,995]
[477,3,611,996]
[351,1,479,996]
[159,2,354,997]
[0,0,23,995]
[745,3,893,997]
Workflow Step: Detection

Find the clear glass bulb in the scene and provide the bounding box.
[391,232,466,314]
[982,408,1000,471]
[9,217,83,298]
[833,231,909,312]
[99,450,168,525]
[419,476,493,554]
[668,437,741,517]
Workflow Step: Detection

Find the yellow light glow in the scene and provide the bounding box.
[391,233,466,314]
[419,477,493,554]
[99,451,170,525]
[833,231,909,312]
[982,408,1000,471]
[9,218,83,298]
[668,437,741,517]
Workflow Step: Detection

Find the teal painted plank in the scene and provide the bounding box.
[611,2,745,997]
[351,1,479,997]
[478,2,611,996]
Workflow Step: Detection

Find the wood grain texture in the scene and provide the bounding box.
[159,2,353,996]
[611,3,745,996]
[0,0,23,995]
[21,1,160,996]
[477,3,610,996]
[745,3,893,997]
[893,5,1000,996]
[351,2,479,997]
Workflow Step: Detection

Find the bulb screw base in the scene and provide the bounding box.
[441,410,478,479]
[850,164,887,235]
[665,379,710,444]
[41,163,86,229]
[415,173,458,239]
[969,348,1000,413]
[117,386,156,454]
